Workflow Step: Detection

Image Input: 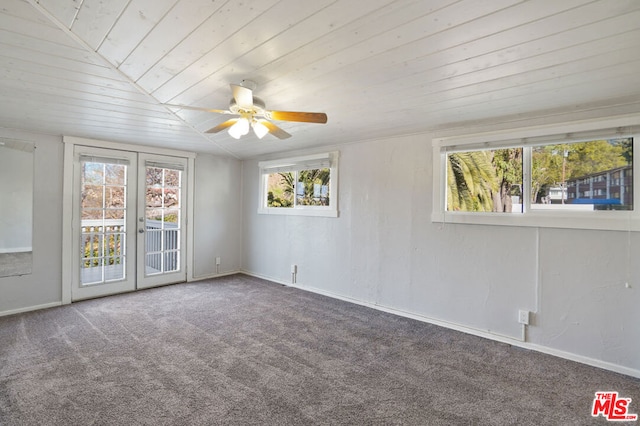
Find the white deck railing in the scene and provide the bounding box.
[80,219,179,284]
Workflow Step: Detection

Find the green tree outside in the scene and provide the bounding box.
[447,138,632,211]
[447,151,497,212]
[268,169,330,207]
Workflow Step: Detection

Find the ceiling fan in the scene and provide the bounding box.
[167,80,327,140]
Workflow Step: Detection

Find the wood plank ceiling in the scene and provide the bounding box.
[1,0,639,158]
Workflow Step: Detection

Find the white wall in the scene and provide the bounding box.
[0,132,243,315]
[192,153,242,278]
[0,129,64,313]
[0,145,33,251]
[241,133,640,377]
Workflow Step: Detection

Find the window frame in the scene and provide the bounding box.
[258,151,339,217]
[432,117,640,231]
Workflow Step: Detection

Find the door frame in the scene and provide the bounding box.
[62,136,195,304]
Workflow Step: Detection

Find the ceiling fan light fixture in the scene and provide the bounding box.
[189,82,326,140]
[228,117,250,139]
[252,120,269,139]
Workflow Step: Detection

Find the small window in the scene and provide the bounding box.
[259,152,338,217]
[266,172,294,207]
[265,168,331,208]
[295,169,331,206]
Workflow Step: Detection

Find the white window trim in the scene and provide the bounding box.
[432,115,640,231]
[258,151,339,217]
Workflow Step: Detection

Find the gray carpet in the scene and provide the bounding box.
[0,274,638,425]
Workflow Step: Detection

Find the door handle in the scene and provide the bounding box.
[138,229,144,234]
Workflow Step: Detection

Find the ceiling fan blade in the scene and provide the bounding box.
[205,119,238,133]
[259,120,291,139]
[266,110,327,124]
[163,104,230,114]
[231,84,254,110]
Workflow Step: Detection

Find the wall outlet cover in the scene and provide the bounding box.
[518,310,530,325]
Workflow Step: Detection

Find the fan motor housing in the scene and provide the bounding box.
[229,97,265,114]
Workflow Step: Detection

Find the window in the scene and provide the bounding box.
[446,148,523,213]
[433,120,640,230]
[266,169,330,208]
[258,152,338,217]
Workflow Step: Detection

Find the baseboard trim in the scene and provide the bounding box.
[240,271,640,379]
[0,301,62,318]
[189,270,241,282]
[524,343,640,379]
[241,271,293,286]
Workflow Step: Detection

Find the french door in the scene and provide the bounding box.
[71,147,187,301]
[136,153,187,289]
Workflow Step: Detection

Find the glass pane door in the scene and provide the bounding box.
[72,147,137,301]
[80,158,129,285]
[137,154,187,289]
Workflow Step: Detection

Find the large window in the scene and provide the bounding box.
[259,152,338,217]
[433,121,640,230]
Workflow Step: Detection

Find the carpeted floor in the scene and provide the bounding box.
[0,274,638,425]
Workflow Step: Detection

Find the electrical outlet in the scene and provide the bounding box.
[518,310,530,325]
[291,264,297,274]
[215,257,221,265]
